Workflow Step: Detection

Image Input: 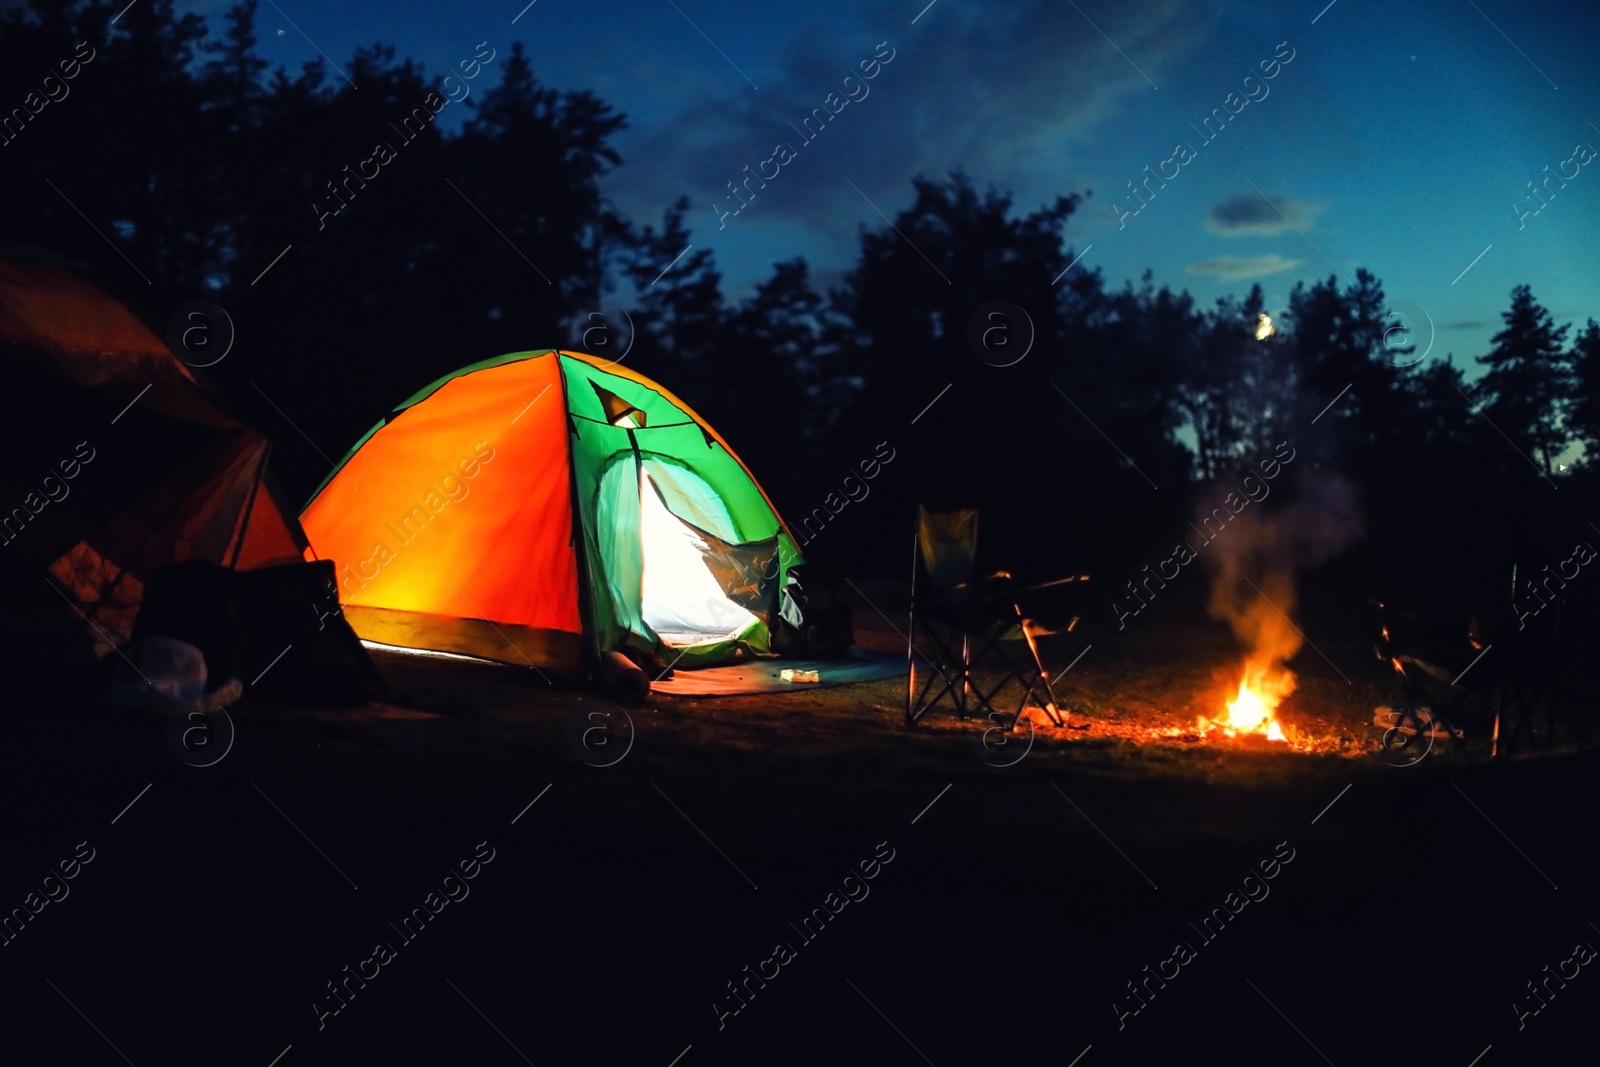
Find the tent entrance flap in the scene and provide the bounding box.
[638,469,757,646]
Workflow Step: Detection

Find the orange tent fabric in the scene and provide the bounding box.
[301,355,582,667]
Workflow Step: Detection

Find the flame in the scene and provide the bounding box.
[1223,673,1287,742]
[1255,313,1275,341]
[1199,661,1292,742]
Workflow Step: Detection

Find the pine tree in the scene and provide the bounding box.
[201,1,269,130]
[1566,319,1600,466]
[624,198,725,406]
[1475,286,1571,475]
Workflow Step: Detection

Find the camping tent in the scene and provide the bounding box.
[0,254,308,638]
[299,350,804,676]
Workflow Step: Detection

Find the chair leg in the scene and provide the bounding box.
[906,615,970,725]
[1015,608,1064,728]
[905,602,917,727]
[959,632,972,720]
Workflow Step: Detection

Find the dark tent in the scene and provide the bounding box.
[0,253,374,700]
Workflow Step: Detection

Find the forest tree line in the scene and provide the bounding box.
[5,0,1596,625]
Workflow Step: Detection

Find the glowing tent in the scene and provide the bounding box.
[300,350,803,676]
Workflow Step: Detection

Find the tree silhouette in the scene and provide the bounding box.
[1475,285,1571,475]
[1565,319,1600,466]
[1,0,1595,635]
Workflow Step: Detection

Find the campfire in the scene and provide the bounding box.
[1199,665,1290,742]
[1190,481,1353,747]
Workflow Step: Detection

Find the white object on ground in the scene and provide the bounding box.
[105,636,243,715]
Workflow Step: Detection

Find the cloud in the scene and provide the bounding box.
[604,0,1217,273]
[1206,194,1322,236]
[1186,255,1303,280]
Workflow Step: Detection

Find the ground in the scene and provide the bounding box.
[0,610,1593,1065]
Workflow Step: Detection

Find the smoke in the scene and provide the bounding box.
[1204,473,1363,704]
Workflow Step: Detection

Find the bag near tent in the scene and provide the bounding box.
[300,349,809,678]
[132,559,383,704]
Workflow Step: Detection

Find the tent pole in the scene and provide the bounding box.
[557,355,602,679]
[905,526,918,725]
[225,437,272,570]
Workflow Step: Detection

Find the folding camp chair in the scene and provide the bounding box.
[1485,561,1571,758]
[1369,597,1468,758]
[905,506,1089,729]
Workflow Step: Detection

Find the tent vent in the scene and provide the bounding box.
[590,382,646,428]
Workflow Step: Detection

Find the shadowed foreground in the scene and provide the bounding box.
[0,611,1592,1066]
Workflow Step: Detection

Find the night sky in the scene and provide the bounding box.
[182,0,1600,370]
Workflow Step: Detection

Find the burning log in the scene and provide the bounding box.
[1197,672,1289,742]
